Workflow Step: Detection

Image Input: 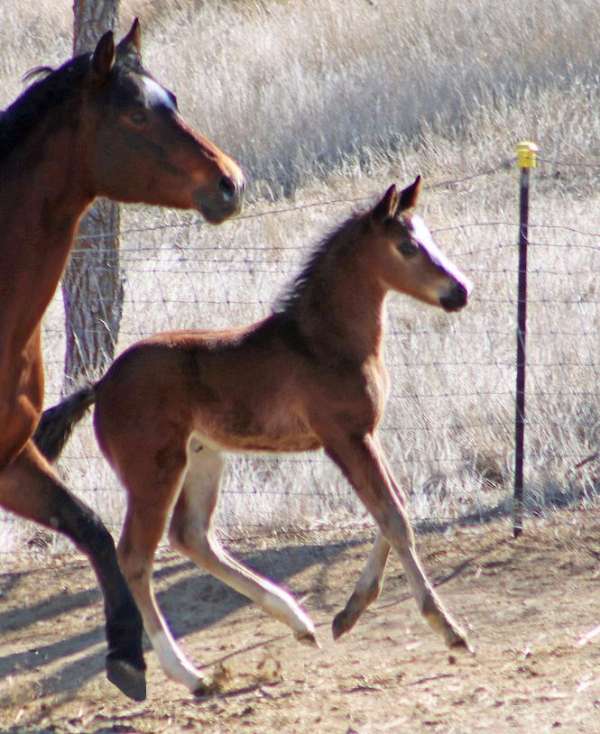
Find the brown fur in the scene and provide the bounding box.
[37,179,474,693]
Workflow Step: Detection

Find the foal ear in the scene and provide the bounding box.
[396,175,422,214]
[371,184,400,223]
[92,31,116,79]
[117,18,142,56]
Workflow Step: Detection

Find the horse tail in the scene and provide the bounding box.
[34,384,97,463]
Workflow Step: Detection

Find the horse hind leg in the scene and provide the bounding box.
[0,442,146,700]
[168,442,317,658]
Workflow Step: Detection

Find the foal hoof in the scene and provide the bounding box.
[449,632,475,654]
[192,675,219,698]
[445,625,474,654]
[332,608,356,640]
[106,658,147,701]
[295,630,320,648]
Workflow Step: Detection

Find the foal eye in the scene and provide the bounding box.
[397,240,419,257]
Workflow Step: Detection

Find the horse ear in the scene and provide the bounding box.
[396,175,422,214]
[117,18,142,56]
[372,184,400,223]
[92,31,116,79]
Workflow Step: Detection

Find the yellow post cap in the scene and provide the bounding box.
[516,141,539,169]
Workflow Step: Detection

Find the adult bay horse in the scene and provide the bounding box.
[35,178,473,694]
[0,19,244,700]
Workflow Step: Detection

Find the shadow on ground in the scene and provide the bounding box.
[1,492,563,710]
[0,538,360,706]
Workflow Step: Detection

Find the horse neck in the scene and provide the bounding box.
[0,102,94,345]
[293,246,388,364]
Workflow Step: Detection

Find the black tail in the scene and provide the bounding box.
[34,385,97,463]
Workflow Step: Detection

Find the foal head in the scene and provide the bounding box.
[78,20,244,222]
[367,177,472,311]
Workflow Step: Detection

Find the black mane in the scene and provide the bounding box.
[0,54,91,162]
[273,209,365,315]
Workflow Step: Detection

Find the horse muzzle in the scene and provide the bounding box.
[195,173,245,224]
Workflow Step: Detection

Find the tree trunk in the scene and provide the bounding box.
[62,0,122,393]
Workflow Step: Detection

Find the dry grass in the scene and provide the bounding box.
[1,0,599,549]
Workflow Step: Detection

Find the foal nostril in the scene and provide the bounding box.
[440,282,469,312]
[219,175,237,202]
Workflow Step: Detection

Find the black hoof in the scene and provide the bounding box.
[106,657,147,701]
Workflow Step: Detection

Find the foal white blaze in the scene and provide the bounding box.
[409,214,474,304]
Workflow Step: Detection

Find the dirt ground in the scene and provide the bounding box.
[2,507,600,734]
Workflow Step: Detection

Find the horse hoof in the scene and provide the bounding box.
[295,630,320,648]
[106,658,147,701]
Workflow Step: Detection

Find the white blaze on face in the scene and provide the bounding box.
[142,76,177,113]
[410,215,473,295]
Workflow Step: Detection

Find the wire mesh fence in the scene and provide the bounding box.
[2,153,600,551]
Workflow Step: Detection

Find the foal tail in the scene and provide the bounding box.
[34,385,97,463]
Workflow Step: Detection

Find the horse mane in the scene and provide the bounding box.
[273,208,367,316]
[0,55,91,162]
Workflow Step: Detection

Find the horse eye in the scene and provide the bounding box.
[130,109,147,126]
[397,240,419,257]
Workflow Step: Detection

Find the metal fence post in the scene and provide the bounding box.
[513,141,538,538]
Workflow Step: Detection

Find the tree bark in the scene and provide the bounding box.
[62,0,122,393]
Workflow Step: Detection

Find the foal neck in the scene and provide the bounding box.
[284,221,389,365]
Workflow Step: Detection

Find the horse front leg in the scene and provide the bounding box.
[324,431,471,650]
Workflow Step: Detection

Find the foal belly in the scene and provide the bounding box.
[193,407,322,454]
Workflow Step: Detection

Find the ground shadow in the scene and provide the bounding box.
[0,538,360,707]
[0,492,573,709]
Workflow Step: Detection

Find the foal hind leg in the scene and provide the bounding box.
[116,454,208,694]
[168,444,317,656]
[0,442,146,700]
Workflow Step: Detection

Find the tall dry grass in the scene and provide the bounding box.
[0,0,599,549]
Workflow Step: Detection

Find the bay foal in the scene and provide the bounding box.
[36,178,472,694]
[0,19,244,699]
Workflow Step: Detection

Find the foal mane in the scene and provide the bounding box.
[0,55,90,162]
[274,208,368,316]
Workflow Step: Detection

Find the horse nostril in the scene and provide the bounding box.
[219,176,237,202]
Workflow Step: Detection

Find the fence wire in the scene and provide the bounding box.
[2,157,600,551]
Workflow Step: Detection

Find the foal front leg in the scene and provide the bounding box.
[324,432,470,650]
[332,532,390,639]
[333,443,396,638]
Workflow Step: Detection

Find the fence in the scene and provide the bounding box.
[2,146,600,551]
